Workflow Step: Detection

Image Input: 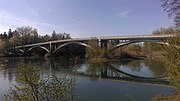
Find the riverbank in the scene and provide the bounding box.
[0,54,156,60]
[0,51,165,62]
[153,92,180,101]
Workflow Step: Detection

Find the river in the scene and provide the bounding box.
[0,57,177,101]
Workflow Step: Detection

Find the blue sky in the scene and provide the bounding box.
[0,0,173,37]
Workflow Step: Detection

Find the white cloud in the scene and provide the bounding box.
[0,9,62,35]
[118,10,133,18]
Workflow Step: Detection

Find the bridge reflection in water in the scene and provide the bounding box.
[42,57,170,87]
[75,63,170,86]
[0,57,170,87]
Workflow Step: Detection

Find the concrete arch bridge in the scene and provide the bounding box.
[13,34,172,56]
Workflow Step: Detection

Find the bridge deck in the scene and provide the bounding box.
[16,34,173,48]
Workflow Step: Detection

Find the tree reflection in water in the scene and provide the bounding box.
[144,60,167,77]
[85,61,109,79]
[110,60,167,78]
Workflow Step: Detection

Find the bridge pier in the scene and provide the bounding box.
[101,40,108,49]
[45,52,52,57]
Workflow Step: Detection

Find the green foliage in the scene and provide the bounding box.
[110,43,146,59]
[144,60,167,77]
[122,44,142,55]
[147,27,180,89]
[162,33,180,89]
[86,38,98,59]
[142,27,180,58]
[143,42,163,54]
[5,63,75,101]
[86,38,107,61]
[123,60,142,72]
[86,62,107,75]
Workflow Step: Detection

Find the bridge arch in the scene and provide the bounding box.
[8,49,24,55]
[109,64,166,79]
[27,46,50,54]
[109,40,166,52]
[19,49,24,53]
[53,42,94,55]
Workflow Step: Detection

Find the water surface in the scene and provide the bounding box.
[0,57,176,101]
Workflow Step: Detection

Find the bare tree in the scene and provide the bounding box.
[161,0,180,27]
[16,26,38,45]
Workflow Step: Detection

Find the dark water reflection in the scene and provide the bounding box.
[110,60,167,78]
[0,57,176,101]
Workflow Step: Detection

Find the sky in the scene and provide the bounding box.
[0,0,174,37]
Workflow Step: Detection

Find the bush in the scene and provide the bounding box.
[5,63,76,101]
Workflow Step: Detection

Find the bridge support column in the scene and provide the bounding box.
[44,41,53,57]
[45,52,52,57]
[49,41,52,53]
[101,40,108,49]
[21,46,29,56]
[98,37,101,47]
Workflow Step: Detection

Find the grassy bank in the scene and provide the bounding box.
[153,92,180,101]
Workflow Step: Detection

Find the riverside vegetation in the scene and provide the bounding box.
[153,33,180,101]
[153,0,180,100]
[85,38,108,63]
[5,63,76,101]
